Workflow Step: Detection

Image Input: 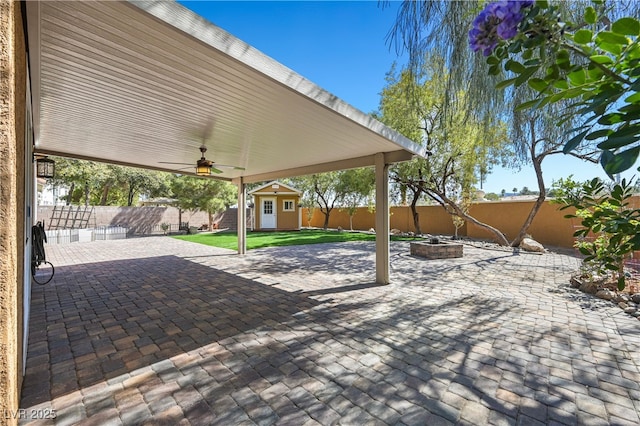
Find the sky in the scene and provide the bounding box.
[179,0,637,194]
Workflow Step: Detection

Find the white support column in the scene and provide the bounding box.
[236,177,247,255]
[375,153,390,284]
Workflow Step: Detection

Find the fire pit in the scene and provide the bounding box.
[410,240,463,259]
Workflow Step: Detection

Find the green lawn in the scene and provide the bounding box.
[172,229,414,250]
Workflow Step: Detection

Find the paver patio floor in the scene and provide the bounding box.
[19,236,640,425]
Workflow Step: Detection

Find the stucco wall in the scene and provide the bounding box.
[467,200,578,247]
[302,198,593,249]
[304,204,461,236]
[1,1,26,422]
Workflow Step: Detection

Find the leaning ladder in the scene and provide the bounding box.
[48,205,95,229]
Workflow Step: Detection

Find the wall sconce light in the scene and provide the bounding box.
[35,156,55,179]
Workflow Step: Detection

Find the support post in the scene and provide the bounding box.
[236,177,247,255]
[375,153,390,284]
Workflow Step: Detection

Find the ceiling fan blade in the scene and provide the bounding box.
[158,161,194,166]
[211,167,224,174]
[214,164,246,170]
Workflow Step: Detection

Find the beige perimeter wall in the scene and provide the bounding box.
[301,199,593,249]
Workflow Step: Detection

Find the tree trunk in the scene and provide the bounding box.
[100,184,111,205]
[84,181,90,207]
[322,211,330,230]
[410,189,422,235]
[127,187,135,206]
[511,164,546,247]
[511,193,546,247]
[314,183,333,230]
[208,211,213,231]
[450,203,509,246]
[67,183,75,205]
[349,214,354,231]
[430,190,510,246]
[511,120,547,247]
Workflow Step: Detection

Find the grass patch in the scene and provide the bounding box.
[172,229,414,250]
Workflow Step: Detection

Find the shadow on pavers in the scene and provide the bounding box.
[20,255,322,407]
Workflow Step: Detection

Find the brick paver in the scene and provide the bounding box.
[19,236,640,425]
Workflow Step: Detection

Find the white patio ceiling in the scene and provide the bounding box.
[26,0,425,184]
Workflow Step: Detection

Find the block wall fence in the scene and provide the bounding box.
[35,206,246,235]
[37,196,640,249]
[301,199,596,249]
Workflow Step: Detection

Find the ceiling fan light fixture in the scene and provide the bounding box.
[196,158,211,176]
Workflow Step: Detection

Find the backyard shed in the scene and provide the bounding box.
[249,181,301,231]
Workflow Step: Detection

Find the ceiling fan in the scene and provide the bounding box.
[159,145,245,176]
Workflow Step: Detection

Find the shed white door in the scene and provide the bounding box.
[261,198,276,229]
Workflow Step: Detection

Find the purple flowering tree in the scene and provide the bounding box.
[469,0,533,56]
[470,0,640,177]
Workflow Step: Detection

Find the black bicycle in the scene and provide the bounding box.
[31,221,54,285]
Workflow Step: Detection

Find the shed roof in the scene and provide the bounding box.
[26,1,425,184]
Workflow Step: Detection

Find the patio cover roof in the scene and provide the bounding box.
[26,0,425,183]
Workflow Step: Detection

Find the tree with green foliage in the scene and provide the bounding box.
[51,158,174,206]
[291,170,373,231]
[95,164,117,205]
[49,157,102,206]
[374,63,432,234]
[290,174,336,230]
[110,166,170,206]
[337,168,375,230]
[469,0,640,176]
[507,96,598,246]
[170,176,236,230]
[377,59,512,243]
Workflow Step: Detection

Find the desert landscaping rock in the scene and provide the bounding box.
[520,237,546,253]
[573,273,640,320]
[580,280,598,294]
[595,289,614,300]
